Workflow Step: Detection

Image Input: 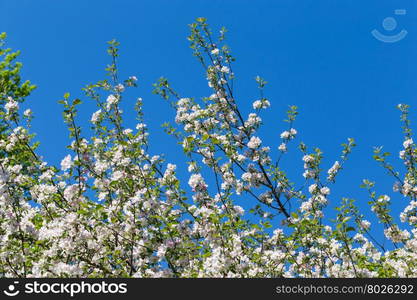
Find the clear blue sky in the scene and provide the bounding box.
[2,1,417,240]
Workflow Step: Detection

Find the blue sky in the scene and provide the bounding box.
[2,0,417,241]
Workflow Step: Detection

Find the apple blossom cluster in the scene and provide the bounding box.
[0,22,417,278]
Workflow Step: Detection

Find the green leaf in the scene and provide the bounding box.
[345,227,355,232]
[73,98,82,105]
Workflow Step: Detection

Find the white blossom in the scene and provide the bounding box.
[60,155,73,171]
[5,97,19,114]
[403,138,413,149]
[91,109,102,123]
[23,109,32,117]
[106,94,118,106]
[211,48,219,55]
[220,66,229,73]
[247,136,262,149]
[278,143,287,152]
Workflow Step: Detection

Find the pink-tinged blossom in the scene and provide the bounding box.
[247,136,262,149]
[188,173,207,192]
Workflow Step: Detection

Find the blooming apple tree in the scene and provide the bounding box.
[0,19,417,278]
